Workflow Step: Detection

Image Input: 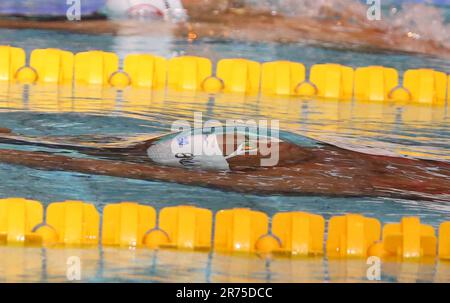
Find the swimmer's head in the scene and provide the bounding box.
[105,0,187,21]
[146,127,281,170]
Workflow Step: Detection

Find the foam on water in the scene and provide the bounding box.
[241,0,450,52]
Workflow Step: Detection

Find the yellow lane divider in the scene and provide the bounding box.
[0,46,448,105]
[0,197,42,245]
[298,63,354,100]
[168,55,211,91]
[0,46,26,82]
[31,48,74,85]
[125,54,166,89]
[102,202,156,247]
[369,217,437,259]
[327,214,381,258]
[0,198,449,261]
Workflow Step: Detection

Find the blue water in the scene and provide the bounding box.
[1,28,450,74]
[0,28,449,282]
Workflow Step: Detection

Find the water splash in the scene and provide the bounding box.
[388,3,450,48]
[234,0,450,54]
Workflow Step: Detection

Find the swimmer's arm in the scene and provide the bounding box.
[0,129,161,160]
[0,148,447,200]
[0,149,424,200]
[0,148,380,197]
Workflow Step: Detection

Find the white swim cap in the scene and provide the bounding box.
[105,0,187,21]
[147,127,281,170]
[147,131,230,171]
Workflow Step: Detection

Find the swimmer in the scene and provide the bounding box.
[0,126,448,201]
[0,1,449,58]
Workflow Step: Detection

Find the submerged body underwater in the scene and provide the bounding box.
[0,0,449,283]
[0,127,448,201]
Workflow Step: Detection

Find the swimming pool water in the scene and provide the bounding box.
[0,28,449,282]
